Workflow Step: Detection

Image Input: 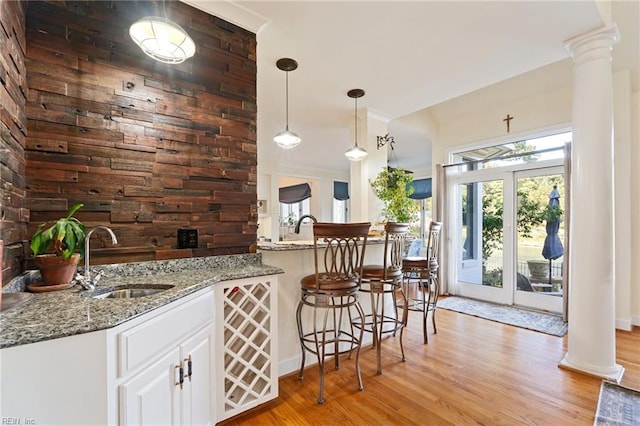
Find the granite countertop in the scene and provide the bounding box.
[0,254,282,350]
[258,236,385,251]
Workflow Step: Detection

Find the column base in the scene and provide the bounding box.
[558,353,625,383]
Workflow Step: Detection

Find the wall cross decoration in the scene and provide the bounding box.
[503,114,514,133]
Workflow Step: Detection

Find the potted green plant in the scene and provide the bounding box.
[370,167,419,223]
[30,203,86,287]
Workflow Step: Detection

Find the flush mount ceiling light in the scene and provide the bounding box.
[129,16,196,64]
[345,89,368,162]
[273,58,301,149]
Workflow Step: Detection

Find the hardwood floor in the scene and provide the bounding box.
[219,300,640,425]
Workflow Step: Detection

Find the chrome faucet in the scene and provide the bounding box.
[80,226,118,290]
[294,214,317,234]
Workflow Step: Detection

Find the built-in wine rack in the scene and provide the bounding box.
[216,276,278,420]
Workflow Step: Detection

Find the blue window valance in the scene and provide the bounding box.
[333,181,349,201]
[279,183,311,204]
[407,178,432,200]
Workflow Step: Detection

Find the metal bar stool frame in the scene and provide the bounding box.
[295,222,371,404]
[355,222,409,375]
[402,221,442,344]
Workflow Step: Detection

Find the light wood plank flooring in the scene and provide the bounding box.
[220,298,640,425]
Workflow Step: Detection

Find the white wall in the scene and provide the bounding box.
[426,59,639,329]
[613,70,633,330]
[630,90,640,327]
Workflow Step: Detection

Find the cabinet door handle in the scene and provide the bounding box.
[184,355,193,382]
[175,364,184,389]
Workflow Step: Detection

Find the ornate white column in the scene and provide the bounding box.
[559,24,623,382]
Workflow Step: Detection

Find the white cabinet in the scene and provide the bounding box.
[214,276,279,422]
[120,325,213,426]
[120,346,181,425]
[0,286,215,426]
[181,326,214,426]
[118,288,215,425]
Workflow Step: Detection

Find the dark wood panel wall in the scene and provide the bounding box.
[2,0,258,284]
[0,0,28,284]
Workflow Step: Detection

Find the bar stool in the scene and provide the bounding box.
[296,222,371,404]
[402,221,442,344]
[357,222,409,375]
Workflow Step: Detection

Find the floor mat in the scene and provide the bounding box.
[595,380,640,426]
[437,296,567,336]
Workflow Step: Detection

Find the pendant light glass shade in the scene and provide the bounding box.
[345,89,368,162]
[345,145,368,161]
[130,16,196,64]
[274,129,302,149]
[274,58,301,149]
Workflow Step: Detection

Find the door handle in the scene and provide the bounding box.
[184,355,192,382]
[175,364,184,389]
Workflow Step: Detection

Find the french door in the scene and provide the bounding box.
[450,163,564,313]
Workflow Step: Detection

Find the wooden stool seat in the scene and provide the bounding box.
[361,265,404,280]
[300,274,360,291]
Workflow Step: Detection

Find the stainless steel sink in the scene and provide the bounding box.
[83,284,174,299]
[1,292,34,313]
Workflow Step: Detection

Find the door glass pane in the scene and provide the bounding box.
[457,179,504,288]
[516,174,564,296]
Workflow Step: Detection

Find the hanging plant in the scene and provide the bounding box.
[370,167,419,223]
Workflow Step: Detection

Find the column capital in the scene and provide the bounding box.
[564,23,620,65]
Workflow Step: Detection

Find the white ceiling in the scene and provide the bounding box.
[184,1,638,176]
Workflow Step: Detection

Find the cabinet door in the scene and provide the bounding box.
[120,347,181,426]
[180,324,215,426]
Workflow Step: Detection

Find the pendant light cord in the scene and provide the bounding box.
[285,71,290,131]
[354,96,358,147]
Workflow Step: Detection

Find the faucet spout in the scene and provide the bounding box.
[294,214,317,234]
[83,226,118,289]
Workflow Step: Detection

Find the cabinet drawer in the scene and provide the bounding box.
[118,289,213,378]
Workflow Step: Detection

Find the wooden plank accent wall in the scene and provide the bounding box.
[5,0,257,276]
[1,0,260,284]
[0,0,28,284]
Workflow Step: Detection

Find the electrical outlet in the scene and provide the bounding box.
[177,229,198,249]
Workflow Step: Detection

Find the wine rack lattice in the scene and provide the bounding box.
[222,279,273,414]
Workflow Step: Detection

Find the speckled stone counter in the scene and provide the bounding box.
[0,254,282,349]
[257,236,385,251]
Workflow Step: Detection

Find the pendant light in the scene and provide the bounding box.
[273,58,302,149]
[345,89,368,161]
[129,1,195,65]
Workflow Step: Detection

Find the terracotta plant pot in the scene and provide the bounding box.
[35,253,81,286]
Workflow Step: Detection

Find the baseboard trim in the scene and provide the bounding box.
[615,318,632,331]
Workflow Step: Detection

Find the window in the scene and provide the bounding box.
[407,178,432,242]
[333,181,349,223]
[279,183,311,225]
[279,199,310,225]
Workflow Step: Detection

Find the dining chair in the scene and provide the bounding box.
[357,222,409,375]
[402,221,442,344]
[295,222,371,404]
